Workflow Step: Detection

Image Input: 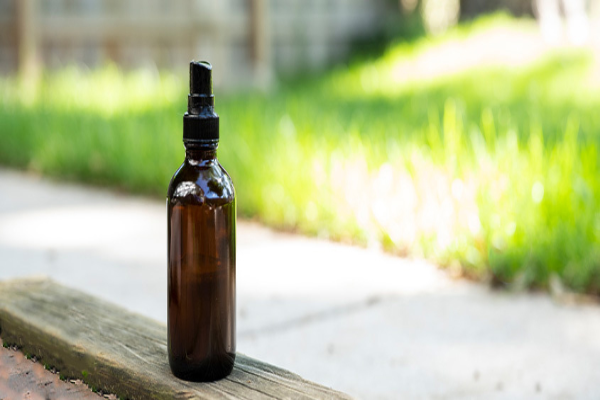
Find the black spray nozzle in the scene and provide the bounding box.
[188,61,215,115]
[183,61,219,143]
[190,61,213,96]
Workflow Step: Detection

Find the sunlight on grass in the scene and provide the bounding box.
[2,14,600,293]
[327,14,551,98]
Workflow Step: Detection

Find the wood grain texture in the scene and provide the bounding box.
[0,278,353,400]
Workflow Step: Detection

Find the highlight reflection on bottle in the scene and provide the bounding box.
[167,61,236,382]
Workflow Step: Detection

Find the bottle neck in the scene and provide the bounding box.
[184,142,218,165]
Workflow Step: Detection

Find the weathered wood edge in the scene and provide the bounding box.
[0,278,353,400]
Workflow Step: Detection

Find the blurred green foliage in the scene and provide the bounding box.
[2,14,600,293]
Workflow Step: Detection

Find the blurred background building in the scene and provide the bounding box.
[0,0,391,87]
[1,0,599,88]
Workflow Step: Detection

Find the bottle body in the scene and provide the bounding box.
[167,145,236,381]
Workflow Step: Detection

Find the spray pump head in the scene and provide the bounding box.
[183,61,219,143]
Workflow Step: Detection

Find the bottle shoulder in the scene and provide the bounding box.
[168,160,235,206]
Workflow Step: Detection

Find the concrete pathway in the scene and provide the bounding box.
[0,169,599,399]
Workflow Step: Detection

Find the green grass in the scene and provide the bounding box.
[2,14,600,294]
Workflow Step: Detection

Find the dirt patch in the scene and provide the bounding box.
[0,338,117,400]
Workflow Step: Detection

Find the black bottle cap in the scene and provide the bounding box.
[183,61,219,143]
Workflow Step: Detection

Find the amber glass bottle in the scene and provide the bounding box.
[167,61,236,382]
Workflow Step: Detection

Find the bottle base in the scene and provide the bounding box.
[169,352,236,382]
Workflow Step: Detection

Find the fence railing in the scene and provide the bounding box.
[1,0,386,87]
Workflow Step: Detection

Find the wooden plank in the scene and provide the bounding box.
[0,278,352,400]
